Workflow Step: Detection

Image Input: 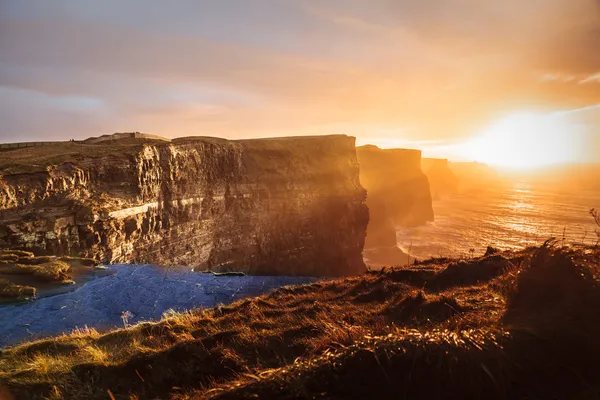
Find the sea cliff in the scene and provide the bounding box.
[422,158,459,198]
[357,145,434,249]
[0,135,368,276]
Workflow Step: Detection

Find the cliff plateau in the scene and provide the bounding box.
[0,135,368,276]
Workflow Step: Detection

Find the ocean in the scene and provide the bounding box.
[396,176,600,259]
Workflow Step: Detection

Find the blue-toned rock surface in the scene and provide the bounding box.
[0,265,320,348]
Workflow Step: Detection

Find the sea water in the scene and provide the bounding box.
[397,177,600,259]
[0,265,319,348]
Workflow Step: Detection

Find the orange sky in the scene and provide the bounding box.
[0,0,599,163]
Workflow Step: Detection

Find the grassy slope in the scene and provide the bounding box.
[0,245,599,399]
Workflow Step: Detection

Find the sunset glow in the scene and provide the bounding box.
[463,112,586,170]
[1,1,599,154]
[2,2,600,397]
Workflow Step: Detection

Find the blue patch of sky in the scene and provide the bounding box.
[0,86,106,112]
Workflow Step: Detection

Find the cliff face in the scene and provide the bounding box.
[422,158,459,199]
[357,145,433,249]
[0,135,368,276]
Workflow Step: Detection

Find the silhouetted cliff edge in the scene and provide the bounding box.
[422,158,459,199]
[357,145,434,249]
[0,134,368,276]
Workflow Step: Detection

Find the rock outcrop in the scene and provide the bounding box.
[0,135,368,276]
[422,158,459,199]
[357,145,434,250]
[0,249,102,302]
[0,278,36,303]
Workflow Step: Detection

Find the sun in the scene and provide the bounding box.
[463,112,584,170]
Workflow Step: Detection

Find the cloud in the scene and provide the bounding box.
[0,0,599,145]
[580,73,600,84]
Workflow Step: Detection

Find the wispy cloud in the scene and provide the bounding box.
[580,73,600,84]
[0,0,599,146]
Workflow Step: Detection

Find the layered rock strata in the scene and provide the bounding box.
[0,135,368,276]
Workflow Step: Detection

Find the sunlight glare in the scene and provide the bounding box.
[464,112,585,170]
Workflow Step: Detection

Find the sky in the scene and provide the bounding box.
[1,0,599,163]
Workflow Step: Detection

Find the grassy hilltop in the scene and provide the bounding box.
[1,243,599,399]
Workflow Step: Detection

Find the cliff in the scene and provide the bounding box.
[422,158,459,199]
[357,145,433,249]
[0,135,368,276]
[450,161,501,192]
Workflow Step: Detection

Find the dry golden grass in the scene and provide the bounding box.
[0,245,598,399]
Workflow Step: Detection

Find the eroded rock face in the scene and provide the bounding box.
[357,145,434,249]
[0,135,368,276]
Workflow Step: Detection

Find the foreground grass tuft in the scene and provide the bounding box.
[1,245,599,399]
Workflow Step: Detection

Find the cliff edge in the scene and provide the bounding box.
[357,145,434,250]
[422,158,459,199]
[0,135,368,276]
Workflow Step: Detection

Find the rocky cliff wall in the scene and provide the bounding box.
[0,135,368,276]
[422,158,459,199]
[357,145,433,249]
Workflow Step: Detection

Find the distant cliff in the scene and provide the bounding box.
[0,135,368,276]
[450,161,501,192]
[422,158,459,199]
[357,145,433,249]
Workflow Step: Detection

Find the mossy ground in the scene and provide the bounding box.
[0,245,599,399]
[0,279,36,303]
[0,251,98,302]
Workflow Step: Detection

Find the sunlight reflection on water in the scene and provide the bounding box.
[396,179,600,259]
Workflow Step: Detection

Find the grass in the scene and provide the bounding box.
[0,278,36,303]
[0,136,350,176]
[0,141,154,175]
[0,260,71,282]
[0,245,599,399]
[0,251,100,301]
